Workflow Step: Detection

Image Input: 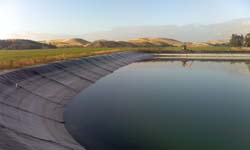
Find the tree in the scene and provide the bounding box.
[230,34,244,47]
[245,33,250,47]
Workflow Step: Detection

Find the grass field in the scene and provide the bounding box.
[1,46,250,70]
[0,48,123,70]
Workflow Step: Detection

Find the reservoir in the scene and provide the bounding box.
[65,60,250,150]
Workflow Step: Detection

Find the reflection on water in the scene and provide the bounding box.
[65,60,250,150]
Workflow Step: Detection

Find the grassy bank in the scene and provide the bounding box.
[0,48,125,70]
[1,46,250,70]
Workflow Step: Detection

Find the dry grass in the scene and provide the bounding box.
[0,48,124,70]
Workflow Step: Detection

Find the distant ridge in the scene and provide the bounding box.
[82,18,250,42]
[0,39,56,50]
[7,19,250,42]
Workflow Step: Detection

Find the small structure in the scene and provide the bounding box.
[183,45,187,50]
[182,43,188,51]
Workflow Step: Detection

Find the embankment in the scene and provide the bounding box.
[0,51,152,150]
[154,53,250,61]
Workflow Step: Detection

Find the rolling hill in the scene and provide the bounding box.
[187,40,229,47]
[86,38,184,48]
[85,40,136,48]
[129,38,183,47]
[43,38,90,48]
[0,37,230,50]
[0,39,56,50]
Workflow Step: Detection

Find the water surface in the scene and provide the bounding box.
[65,60,250,150]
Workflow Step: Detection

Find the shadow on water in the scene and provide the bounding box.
[65,60,250,150]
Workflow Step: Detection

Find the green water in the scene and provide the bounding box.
[65,60,250,150]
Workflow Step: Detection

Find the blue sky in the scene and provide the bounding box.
[0,0,250,38]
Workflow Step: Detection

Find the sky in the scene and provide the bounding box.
[0,0,250,39]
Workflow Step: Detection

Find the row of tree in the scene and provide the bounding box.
[230,33,250,47]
